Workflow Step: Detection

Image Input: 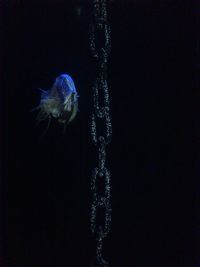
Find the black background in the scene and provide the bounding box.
[1,1,199,266]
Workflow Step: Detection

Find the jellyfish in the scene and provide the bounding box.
[35,74,79,131]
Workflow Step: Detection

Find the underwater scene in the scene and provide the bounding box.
[2,1,197,267]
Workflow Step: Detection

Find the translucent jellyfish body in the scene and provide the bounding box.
[36,74,79,128]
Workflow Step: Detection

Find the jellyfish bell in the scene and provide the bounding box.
[35,74,79,132]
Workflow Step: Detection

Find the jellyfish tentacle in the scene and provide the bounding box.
[36,109,49,122]
[40,115,52,137]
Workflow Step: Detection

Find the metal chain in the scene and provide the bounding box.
[90,1,112,266]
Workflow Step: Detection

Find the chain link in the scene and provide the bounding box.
[90,1,112,266]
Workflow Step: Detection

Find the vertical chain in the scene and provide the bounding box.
[89,1,112,266]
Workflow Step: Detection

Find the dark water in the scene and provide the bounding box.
[2,1,198,267]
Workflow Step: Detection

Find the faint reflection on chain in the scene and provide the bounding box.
[89,1,112,267]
